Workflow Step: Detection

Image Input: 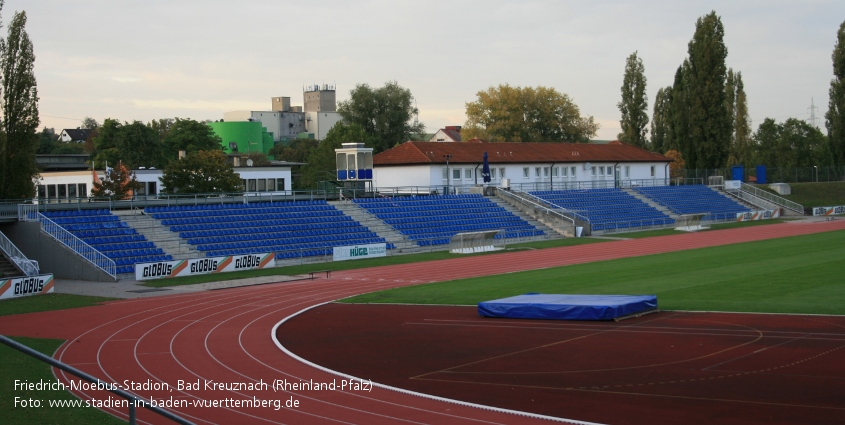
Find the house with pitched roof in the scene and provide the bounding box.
[58,128,92,144]
[372,141,672,191]
[429,126,462,142]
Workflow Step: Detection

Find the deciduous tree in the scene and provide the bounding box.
[162,118,223,161]
[0,9,40,199]
[160,150,241,194]
[826,20,845,165]
[650,86,672,153]
[686,11,731,169]
[618,51,649,148]
[337,81,424,153]
[91,161,141,200]
[727,70,753,167]
[463,84,598,143]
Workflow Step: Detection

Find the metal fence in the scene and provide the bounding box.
[18,204,116,279]
[685,166,845,183]
[0,335,194,425]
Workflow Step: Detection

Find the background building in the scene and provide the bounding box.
[372,141,672,190]
[223,84,342,142]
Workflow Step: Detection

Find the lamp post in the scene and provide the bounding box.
[443,154,453,194]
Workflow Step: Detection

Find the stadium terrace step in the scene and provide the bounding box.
[353,194,547,247]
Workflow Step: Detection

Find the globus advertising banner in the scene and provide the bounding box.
[0,274,55,300]
[812,205,845,216]
[135,253,274,281]
[735,209,781,222]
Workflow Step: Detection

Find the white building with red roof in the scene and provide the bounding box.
[372,140,672,191]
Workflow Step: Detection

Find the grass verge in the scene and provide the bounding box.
[0,294,117,317]
[0,337,125,425]
[342,230,845,315]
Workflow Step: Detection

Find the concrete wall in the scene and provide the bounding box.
[0,222,115,282]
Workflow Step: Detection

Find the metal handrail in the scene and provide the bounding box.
[18,205,116,278]
[737,183,804,214]
[497,188,580,227]
[0,335,194,425]
[0,230,39,276]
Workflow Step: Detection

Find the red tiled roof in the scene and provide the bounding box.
[374,141,671,166]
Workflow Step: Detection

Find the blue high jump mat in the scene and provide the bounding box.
[478,293,658,321]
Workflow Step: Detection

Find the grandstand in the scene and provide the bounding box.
[353,194,545,246]
[635,185,751,221]
[145,200,393,260]
[529,188,674,232]
[41,209,171,275]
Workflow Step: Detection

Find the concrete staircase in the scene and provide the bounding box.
[113,209,201,261]
[485,196,563,240]
[622,188,677,219]
[329,201,421,253]
[0,253,23,278]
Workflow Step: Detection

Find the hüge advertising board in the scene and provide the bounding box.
[136,253,274,280]
[333,244,387,262]
[0,274,54,299]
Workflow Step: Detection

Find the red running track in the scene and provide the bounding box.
[0,220,843,425]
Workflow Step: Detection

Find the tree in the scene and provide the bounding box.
[162,118,223,161]
[686,11,731,169]
[337,81,424,153]
[81,116,99,130]
[650,86,672,153]
[0,10,40,199]
[116,120,163,169]
[826,20,845,165]
[298,122,373,190]
[91,118,123,169]
[463,84,598,143]
[618,51,649,148]
[91,161,141,200]
[269,138,318,164]
[670,62,691,158]
[727,70,753,167]
[754,118,828,169]
[160,150,241,194]
[664,149,686,180]
[37,127,56,154]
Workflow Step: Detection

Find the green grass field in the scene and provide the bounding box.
[343,230,845,315]
[0,294,116,317]
[0,337,125,425]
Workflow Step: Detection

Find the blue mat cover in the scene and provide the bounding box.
[478,293,658,321]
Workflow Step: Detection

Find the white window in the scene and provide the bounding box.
[543,167,549,177]
[571,166,576,178]
[500,168,506,178]
[523,167,529,178]
[535,167,541,178]
[442,168,448,180]
[625,166,630,178]
[650,166,655,177]
[599,166,605,176]
[465,168,473,180]
[591,166,596,176]
[453,168,462,180]
[562,167,568,177]
[552,167,559,177]
[491,168,497,179]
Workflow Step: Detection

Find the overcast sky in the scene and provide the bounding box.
[10,0,845,140]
